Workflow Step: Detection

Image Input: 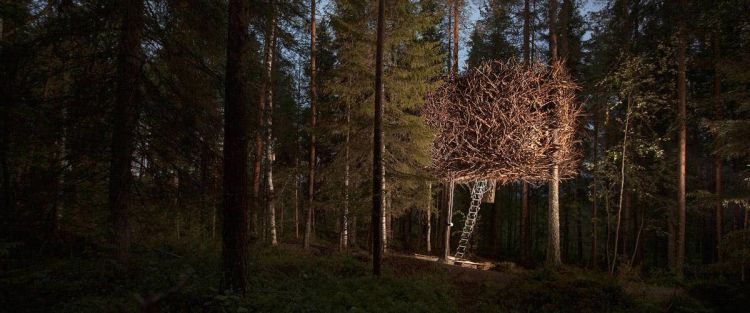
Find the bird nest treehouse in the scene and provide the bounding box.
[423,60,581,260]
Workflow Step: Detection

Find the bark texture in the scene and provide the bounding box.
[222,0,251,292]
[372,0,385,276]
[109,0,145,267]
[304,0,317,250]
[675,0,687,276]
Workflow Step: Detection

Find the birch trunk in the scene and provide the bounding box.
[264,15,277,246]
[443,180,455,262]
[611,100,630,274]
[341,102,350,250]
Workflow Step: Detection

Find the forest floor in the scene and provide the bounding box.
[1,239,747,313]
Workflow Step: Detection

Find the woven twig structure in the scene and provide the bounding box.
[423,60,582,183]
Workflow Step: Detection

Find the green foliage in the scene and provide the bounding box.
[318,0,444,223]
[1,247,459,313]
[466,0,518,68]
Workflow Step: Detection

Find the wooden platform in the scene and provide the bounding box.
[412,254,494,270]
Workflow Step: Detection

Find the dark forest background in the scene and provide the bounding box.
[1,0,749,312]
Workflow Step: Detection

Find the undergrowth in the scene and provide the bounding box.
[2,243,746,313]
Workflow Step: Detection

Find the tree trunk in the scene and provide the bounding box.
[635,199,644,265]
[546,0,561,269]
[575,180,583,263]
[451,0,460,77]
[294,154,300,239]
[222,0,251,292]
[605,191,612,267]
[254,0,278,241]
[519,0,532,268]
[521,182,531,266]
[351,215,357,248]
[547,165,561,268]
[741,206,748,281]
[372,0,385,276]
[531,0,537,60]
[523,0,530,64]
[493,185,503,257]
[109,0,145,267]
[304,0,317,250]
[548,0,558,60]
[563,185,570,262]
[611,101,630,274]
[444,180,455,262]
[382,169,388,252]
[675,0,687,276]
[623,191,631,256]
[341,101,351,251]
[173,173,181,241]
[0,15,9,220]
[427,183,432,254]
[405,209,413,251]
[559,0,571,62]
[712,28,723,262]
[264,11,278,246]
[591,102,599,269]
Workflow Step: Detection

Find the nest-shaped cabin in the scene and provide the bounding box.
[423,60,582,184]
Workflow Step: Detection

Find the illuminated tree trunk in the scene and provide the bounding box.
[443,180,455,262]
[611,101,630,274]
[264,12,277,247]
[520,0,532,268]
[341,102,350,251]
[675,0,687,276]
[547,165,561,268]
[253,1,278,241]
[451,0,460,77]
[546,0,561,268]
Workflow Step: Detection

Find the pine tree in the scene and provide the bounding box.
[546,0,562,268]
[304,0,318,250]
[109,0,145,267]
[325,0,444,255]
[222,0,251,292]
[466,0,518,68]
[675,0,688,276]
